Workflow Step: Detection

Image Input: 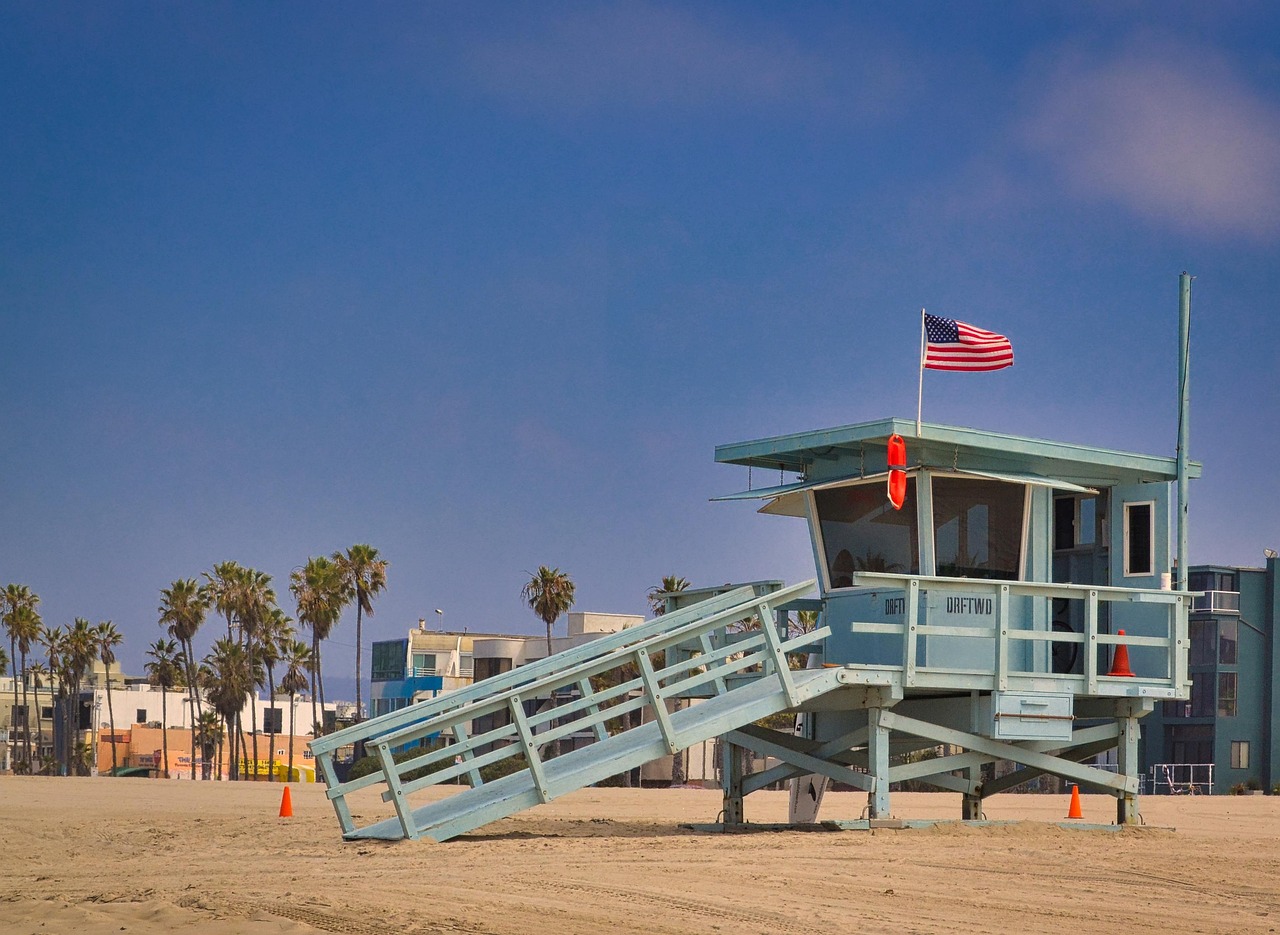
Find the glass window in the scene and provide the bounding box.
[1053,498,1075,551]
[136,708,147,724]
[1168,724,1213,763]
[1078,498,1096,546]
[474,657,513,682]
[371,639,408,682]
[1189,619,1216,666]
[263,708,283,733]
[933,477,1024,580]
[815,479,919,588]
[1124,502,1154,576]
[1231,741,1250,770]
[412,653,437,675]
[1218,673,1237,718]
[1219,620,1238,665]
[1190,672,1213,717]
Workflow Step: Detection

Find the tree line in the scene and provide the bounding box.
[2,544,387,780]
[5,557,699,782]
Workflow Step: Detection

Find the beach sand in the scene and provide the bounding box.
[3,775,1279,934]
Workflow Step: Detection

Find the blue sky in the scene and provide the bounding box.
[3,3,1279,695]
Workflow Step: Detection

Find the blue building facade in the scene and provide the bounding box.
[1139,557,1280,793]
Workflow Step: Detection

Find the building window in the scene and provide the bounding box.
[41,706,53,720]
[263,708,283,733]
[933,477,1024,580]
[136,708,147,724]
[1189,672,1213,717]
[1054,495,1098,550]
[474,657,512,682]
[1218,673,1237,718]
[412,653,437,676]
[1189,619,1216,666]
[1219,620,1238,665]
[1123,502,1154,577]
[371,640,408,682]
[1168,724,1213,763]
[815,479,920,588]
[1231,741,1250,770]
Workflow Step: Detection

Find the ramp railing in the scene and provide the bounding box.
[310,580,821,840]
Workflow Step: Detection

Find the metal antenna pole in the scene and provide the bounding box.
[1176,272,1192,591]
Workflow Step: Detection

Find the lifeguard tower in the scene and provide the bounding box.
[309,415,1195,841]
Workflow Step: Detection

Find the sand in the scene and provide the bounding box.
[2,776,1279,935]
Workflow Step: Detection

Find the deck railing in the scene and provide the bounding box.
[848,573,1191,697]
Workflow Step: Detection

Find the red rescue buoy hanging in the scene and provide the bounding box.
[887,434,907,511]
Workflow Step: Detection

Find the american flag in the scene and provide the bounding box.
[923,313,1014,372]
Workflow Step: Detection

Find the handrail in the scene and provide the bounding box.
[311,584,774,755]
[848,572,1191,695]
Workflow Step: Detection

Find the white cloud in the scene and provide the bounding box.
[463,3,908,118]
[1020,36,1280,239]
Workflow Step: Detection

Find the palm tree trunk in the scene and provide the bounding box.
[310,633,319,738]
[354,603,363,724]
[20,650,31,768]
[161,689,169,778]
[248,637,260,780]
[8,637,18,768]
[105,674,117,774]
[34,697,43,773]
[266,667,277,782]
[287,690,296,782]
[185,637,199,780]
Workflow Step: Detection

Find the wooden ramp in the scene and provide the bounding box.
[349,666,844,842]
[309,580,830,843]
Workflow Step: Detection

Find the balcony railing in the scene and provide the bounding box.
[1191,590,1239,614]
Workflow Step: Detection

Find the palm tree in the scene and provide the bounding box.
[333,545,388,725]
[95,621,123,774]
[647,575,690,617]
[61,619,98,775]
[235,567,277,779]
[195,709,223,780]
[202,562,245,775]
[203,638,252,780]
[26,661,47,773]
[3,584,41,767]
[258,606,293,782]
[39,626,63,774]
[290,556,350,739]
[144,638,182,778]
[522,566,576,659]
[158,578,210,779]
[278,638,313,782]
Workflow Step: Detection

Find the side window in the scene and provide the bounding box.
[1123,502,1154,577]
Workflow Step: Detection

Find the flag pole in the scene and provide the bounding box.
[916,308,926,436]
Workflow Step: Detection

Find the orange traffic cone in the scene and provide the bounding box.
[1108,629,1135,677]
[1066,784,1083,820]
[279,785,293,818]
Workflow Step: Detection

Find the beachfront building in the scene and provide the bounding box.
[2,667,340,779]
[1139,556,1280,793]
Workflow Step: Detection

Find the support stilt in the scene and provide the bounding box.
[867,707,891,819]
[721,739,744,827]
[1117,714,1141,825]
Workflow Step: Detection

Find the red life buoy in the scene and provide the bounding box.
[887,434,907,510]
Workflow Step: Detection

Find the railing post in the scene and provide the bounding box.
[508,695,550,803]
[1085,590,1099,695]
[636,650,677,754]
[756,601,799,707]
[451,723,484,787]
[576,677,610,743]
[904,579,919,687]
[698,632,728,695]
[377,739,421,840]
[995,584,1010,691]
